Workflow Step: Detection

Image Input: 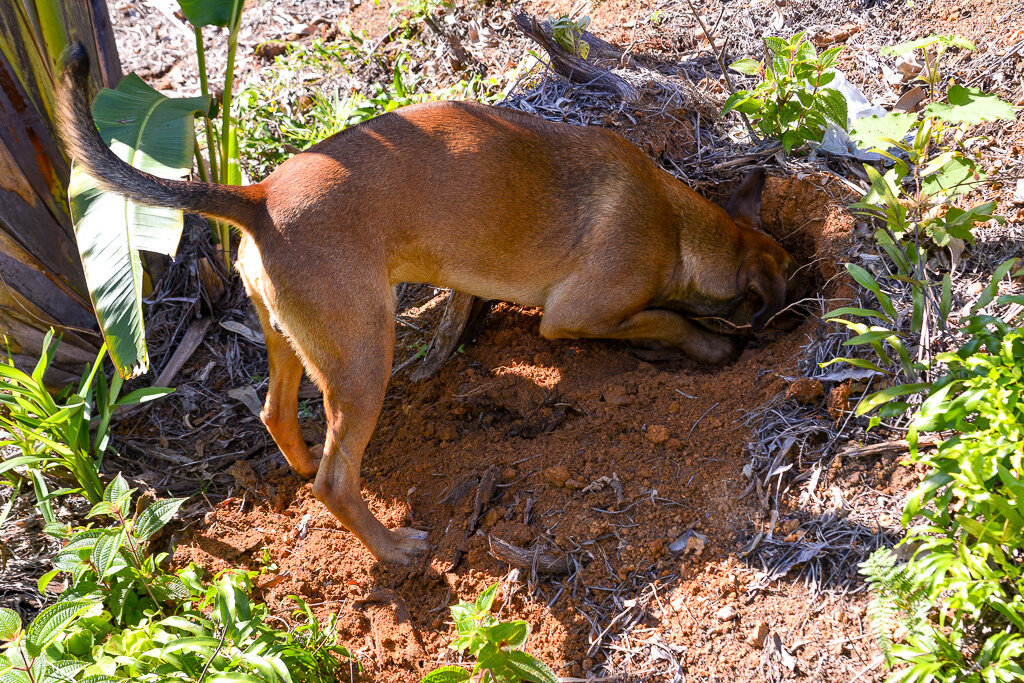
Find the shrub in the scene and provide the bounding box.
[861,315,1024,681]
[723,32,847,152]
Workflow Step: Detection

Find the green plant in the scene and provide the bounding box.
[0,332,171,518]
[860,314,1024,682]
[0,473,351,682]
[40,474,189,622]
[723,32,847,152]
[69,0,246,378]
[823,37,1014,418]
[234,41,502,178]
[420,583,557,683]
[880,35,976,91]
[548,13,591,59]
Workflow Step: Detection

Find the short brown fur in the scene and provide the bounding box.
[58,43,801,564]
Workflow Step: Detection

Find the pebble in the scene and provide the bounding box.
[543,465,570,487]
[716,605,738,621]
[747,621,770,648]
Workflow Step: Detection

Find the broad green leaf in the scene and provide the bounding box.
[815,87,848,129]
[25,600,93,657]
[485,621,529,650]
[39,659,87,683]
[135,498,186,541]
[856,383,930,416]
[818,356,885,373]
[91,528,126,578]
[176,0,244,28]
[729,58,761,75]
[70,76,212,378]
[420,666,471,683]
[849,112,917,148]
[0,609,21,641]
[505,650,559,683]
[103,474,131,507]
[923,85,1015,125]
[921,157,980,198]
[476,583,499,612]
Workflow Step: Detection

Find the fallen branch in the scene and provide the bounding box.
[513,13,638,102]
[487,535,569,575]
[838,433,947,458]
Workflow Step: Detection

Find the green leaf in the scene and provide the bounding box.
[70,76,212,379]
[420,667,471,683]
[856,383,930,416]
[505,650,559,683]
[0,609,21,641]
[818,356,885,373]
[103,474,131,507]
[37,569,61,596]
[476,583,499,612]
[25,600,93,657]
[115,386,174,406]
[923,85,1015,125]
[485,621,529,650]
[39,659,87,683]
[91,528,126,578]
[729,58,762,75]
[845,264,898,320]
[971,258,1018,314]
[822,307,892,322]
[176,0,244,28]
[135,498,186,541]
[722,91,754,116]
[815,87,848,129]
[881,34,974,57]
[921,157,980,198]
[849,112,917,148]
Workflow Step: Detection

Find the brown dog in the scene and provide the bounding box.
[58,43,801,564]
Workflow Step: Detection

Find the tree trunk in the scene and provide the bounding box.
[0,0,121,383]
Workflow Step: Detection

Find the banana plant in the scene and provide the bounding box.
[69,0,245,379]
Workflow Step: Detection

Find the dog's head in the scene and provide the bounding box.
[686,169,807,335]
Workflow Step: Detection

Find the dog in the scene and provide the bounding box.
[58,42,803,564]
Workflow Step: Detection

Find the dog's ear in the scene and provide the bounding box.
[725,168,766,232]
[740,254,787,333]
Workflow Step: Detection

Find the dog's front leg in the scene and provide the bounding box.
[542,307,741,365]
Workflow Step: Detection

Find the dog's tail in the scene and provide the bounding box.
[56,42,264,232]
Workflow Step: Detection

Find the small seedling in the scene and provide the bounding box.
[420,583,557,683]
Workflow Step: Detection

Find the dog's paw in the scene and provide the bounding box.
[380,527,429,565]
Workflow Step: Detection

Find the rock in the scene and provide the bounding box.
[785,378,824,404]
[543,465,570,488]
[668,530,707,556]
[646,424,670,444]
[747,621,770,648]
[1014,179,1024,205]
[716,605,738,621]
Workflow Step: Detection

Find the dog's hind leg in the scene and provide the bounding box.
[300,297,428,565]
[238,243,321,478]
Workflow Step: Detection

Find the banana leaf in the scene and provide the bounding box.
[69,75,210,378]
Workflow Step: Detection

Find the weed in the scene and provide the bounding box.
[420,583,557,683]
[723,32,847,152]
[0,332,171,518]
[0,474,352,682]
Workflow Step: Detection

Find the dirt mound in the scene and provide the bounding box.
[174,176,884,681]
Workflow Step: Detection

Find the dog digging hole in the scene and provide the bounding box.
[175,177,862,681]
